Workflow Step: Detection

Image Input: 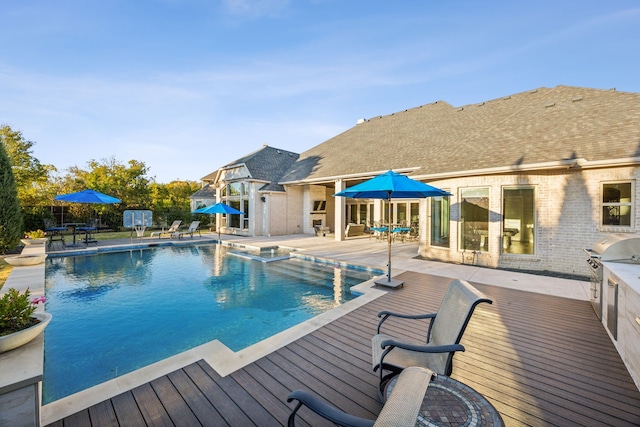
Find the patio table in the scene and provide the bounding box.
[386,374,504,426]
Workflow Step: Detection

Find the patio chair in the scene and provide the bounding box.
[43,218,66,246]
[176,221,201,239]
[372,279,492,399]
[77,218,98,245]
[287,366,434,427]
[149,220,182,238]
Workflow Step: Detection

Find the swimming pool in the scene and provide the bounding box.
[43,244,379,403]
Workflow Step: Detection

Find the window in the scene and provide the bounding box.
[460,188,489,251]
[228,200,241,228]
[243,199,249,229]
[410,203,419,227]
[430,195,450,247]
[312,200,326,212]
[503,187,535,255]
[602,182,633,227]
[223,181,249,230]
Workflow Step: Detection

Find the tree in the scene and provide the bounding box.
[0,139,23,253]
[59,157,153,229]
[149,180,200,226]
[0,125,56,207]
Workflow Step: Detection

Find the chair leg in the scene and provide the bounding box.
[378,368,402,402]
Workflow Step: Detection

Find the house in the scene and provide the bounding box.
[193,85,640,277]
[192,144,299,236]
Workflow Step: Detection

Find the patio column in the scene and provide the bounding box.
[334,179,345,241]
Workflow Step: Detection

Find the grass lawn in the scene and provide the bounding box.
[93,230,139,240]
[0,258,11,290]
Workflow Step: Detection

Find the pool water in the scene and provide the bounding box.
[43,244,377,403]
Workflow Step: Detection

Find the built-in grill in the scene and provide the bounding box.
[584,234,640,320]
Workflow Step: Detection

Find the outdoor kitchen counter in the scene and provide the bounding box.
[603,261,640,294]
[603,261,640,391]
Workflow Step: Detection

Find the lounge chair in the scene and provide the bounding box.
[372,279,492,399]
[176,221,201,239]
[345,223,365,237]
[149,220,182,238]
[287,366,434,427]
[43,218,66,246]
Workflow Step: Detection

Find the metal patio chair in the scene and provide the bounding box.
[77,218,98,245]
[287,366,434,427]
[43,218,66,246]
[372,279,492,399]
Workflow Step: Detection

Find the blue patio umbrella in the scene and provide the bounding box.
[192,202,244,240]
[54,189,121,204]
[334,170,451,287]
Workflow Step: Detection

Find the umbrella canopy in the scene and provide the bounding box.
[55,189,121,204]
[334,170,450,199]
[334,170,450,287]
[192,202,244,241]
[192,202,243,215]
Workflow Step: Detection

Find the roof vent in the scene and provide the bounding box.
[457,107,464,111]
[477,102,485,107]
[610,88,616,91]
[276,150,281,154]
[571,96,583,102]
[544,102,556,108]
[356,118,366,124]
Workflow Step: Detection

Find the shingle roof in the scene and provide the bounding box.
[190,184,217,198]
[201,145,300,192]
[279,85,640,182]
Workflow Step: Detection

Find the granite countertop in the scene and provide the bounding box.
[603,261,640,294]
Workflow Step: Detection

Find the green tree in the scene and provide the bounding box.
[0,140,23,253]
[1,125,58,231]
[0,125,56,207]
[58,157,153,229]
[149,180,200,226]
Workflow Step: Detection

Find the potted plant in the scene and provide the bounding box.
[21,229,48,246]
[0,288,51,353]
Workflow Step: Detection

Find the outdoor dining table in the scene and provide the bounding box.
[391,227,411,242]
[370,227,388,241]
[386,374,504,426]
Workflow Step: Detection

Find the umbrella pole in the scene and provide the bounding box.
[387,195,392,282]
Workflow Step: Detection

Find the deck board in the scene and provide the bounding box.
[110,392,146,426]
[48,271,640,427]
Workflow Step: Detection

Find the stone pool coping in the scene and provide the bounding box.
[0,243,47,426]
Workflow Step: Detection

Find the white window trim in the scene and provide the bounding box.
[600,180,635,231]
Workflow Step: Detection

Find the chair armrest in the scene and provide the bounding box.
[375,367,433,426]
[376,311,436,333]
[380,338,465,354]
[287,390,374,427]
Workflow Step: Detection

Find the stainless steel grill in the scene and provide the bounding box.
[584,234,640,319]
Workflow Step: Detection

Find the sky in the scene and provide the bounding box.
[1,1,639,184]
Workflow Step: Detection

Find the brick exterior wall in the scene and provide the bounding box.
[419,166,639,277]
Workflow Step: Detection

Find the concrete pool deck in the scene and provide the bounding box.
[4,232,592,424]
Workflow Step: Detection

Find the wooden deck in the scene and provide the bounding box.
[46,271,640,427]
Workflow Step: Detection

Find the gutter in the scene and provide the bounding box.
[279,167,420,186]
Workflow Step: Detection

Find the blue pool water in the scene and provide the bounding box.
[43,244,378,403]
